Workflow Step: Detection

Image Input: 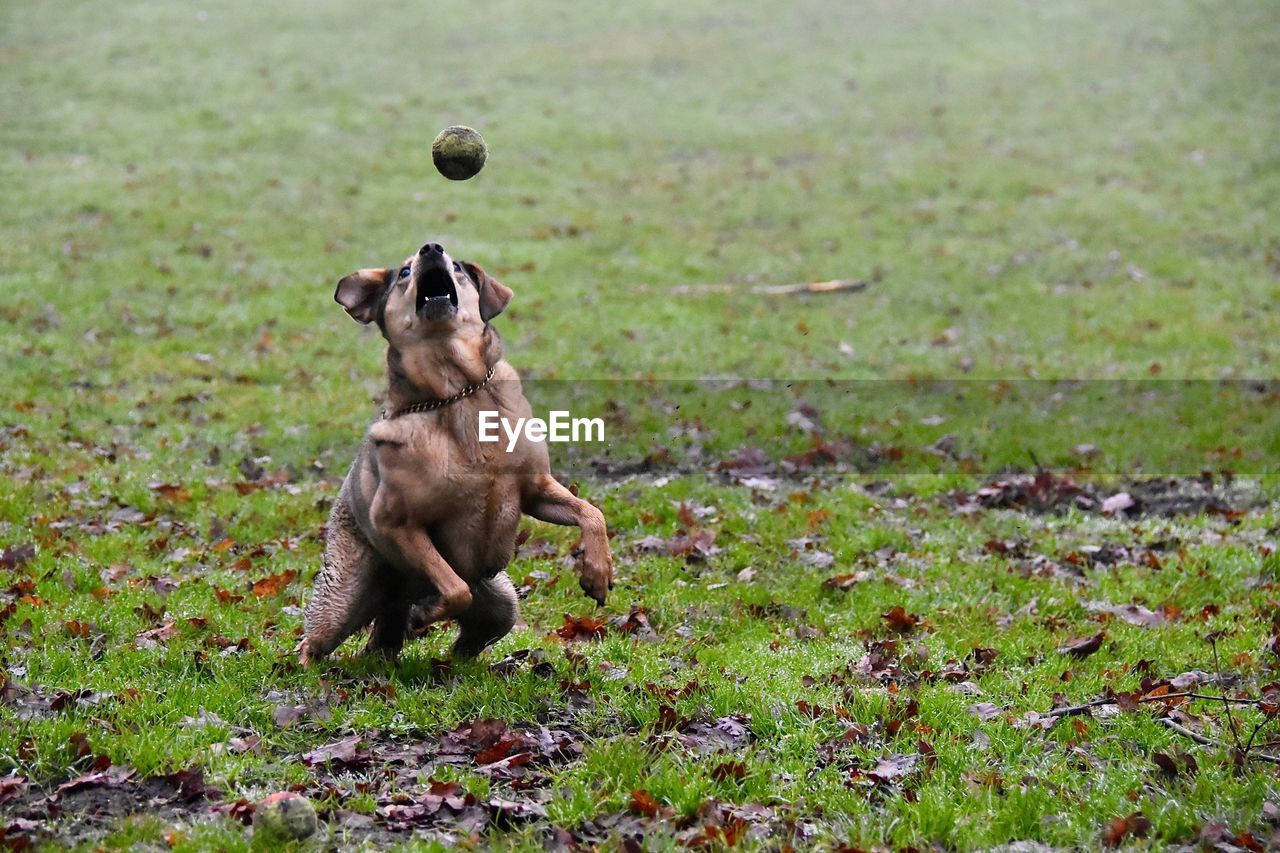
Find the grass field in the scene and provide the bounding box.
[2,0,1279,849]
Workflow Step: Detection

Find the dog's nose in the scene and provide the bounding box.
[419,242,444,257]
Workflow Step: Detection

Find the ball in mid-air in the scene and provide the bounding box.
[432,125,488,181]
[255,792,318,840]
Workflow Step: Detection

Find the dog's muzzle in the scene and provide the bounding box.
[415,243,458,321]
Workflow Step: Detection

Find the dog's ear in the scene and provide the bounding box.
[335,268,389,324]
[461,261,513,323]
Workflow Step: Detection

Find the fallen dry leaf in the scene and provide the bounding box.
[1058,631,1105,658]
[554,613,608,642]
[882,606,923,633]
[1104,811,1151,845]
[251,570,299,597]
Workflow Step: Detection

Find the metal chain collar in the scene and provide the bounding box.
[380,366,496,420]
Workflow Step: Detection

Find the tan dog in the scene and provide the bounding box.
[300,241,613,665]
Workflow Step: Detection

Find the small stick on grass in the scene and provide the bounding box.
[1045,691,1258,718]
[1206,632,1248,757]
[670,279,869,296]
[1158,717,1280,766]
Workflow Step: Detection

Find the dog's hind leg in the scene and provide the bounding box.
[364,590,412,660]
[451,572,519,659]
[300,499,382,666]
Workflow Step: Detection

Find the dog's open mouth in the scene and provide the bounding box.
[416,265,458,321]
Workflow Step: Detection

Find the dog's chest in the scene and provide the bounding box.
[362,419,524,576]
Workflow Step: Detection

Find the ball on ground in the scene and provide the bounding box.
[255,791,318,840]
[432,125,488,181]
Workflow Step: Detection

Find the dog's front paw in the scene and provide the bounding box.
[297,638,321,669]
[579,551,614,605]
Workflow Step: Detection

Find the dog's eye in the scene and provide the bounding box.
[399,266,411,279]
[452,261,461,272]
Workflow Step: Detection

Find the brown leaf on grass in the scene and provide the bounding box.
[1151,749,1198,781]
[882,606,923,633]
[0,775,28,807]
[794,699,829,720]
[822,572,869,591]
[434,719,583,786]
[799,550,835,570]
[147,575,180,597]
[0,545,35,570]
[133,601,164,624]
[716,446,776,479]
[865,753,916,778]
[1168,670,1211,690]
[225,735,263,755]
[668,528,719,561]
[969,702,1003,722]
[853,753,918,786]
[271,704,308,729]
[158,767,220,802]
[147,481,190,502]
[628,788,670,818]
[710,760,748,782]
[251,570,298,597]
[64,619,94,638]
[1104,811,1151,845]
[58,758,135,793]
[487,796,548,826]
[474,733,534,767]
[98,563,130,585]
[1260,687,1280,717]
[610,607,658,641]
[971,646,999,666]
[0,817,41,848]
[817,724,872,766]
[678,715,753,754]
[676,806,753,849]
[301,735,369,771]
[1059,631,1105,658]
[68,732,93,758]
[795,623,823,640]
[783,436,853,475]
[440,717,514,753]
[440,720,528,762]
[378,782,491,833]
[135,620,178,648]
[1011,711,1058,731]
[1128,683,1192,713]
[1088,601,1167,627]
[633,528,719,562]
[983,538,1026,557]
[555,613,608,642]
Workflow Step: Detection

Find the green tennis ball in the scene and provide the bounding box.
[432,125,488,181]
[255,792,318,840]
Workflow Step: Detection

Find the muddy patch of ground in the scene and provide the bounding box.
[951,470,1264,518]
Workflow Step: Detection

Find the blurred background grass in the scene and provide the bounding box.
[3,0,1278,386]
